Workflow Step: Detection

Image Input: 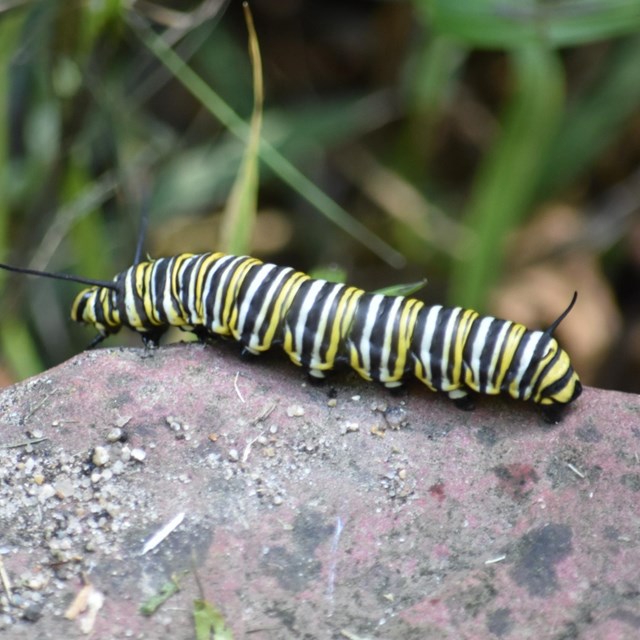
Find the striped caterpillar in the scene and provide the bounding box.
[1,251,581,423]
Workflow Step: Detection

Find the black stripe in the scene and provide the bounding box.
[519,334,550,395]
[237,265,294,347]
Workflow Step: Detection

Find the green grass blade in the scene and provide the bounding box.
[423,0,640,49]
[0,7,44,380]
[537,35,640,196]
[449,44,564,310]
[134,21,405,268]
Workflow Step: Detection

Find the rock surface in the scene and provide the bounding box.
[0,342,639,639]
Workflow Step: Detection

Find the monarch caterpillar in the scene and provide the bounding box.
[0,251,581,423]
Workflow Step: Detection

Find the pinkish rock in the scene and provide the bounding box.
[0,342,638,639]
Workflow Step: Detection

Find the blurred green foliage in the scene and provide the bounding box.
[1,0,640,384]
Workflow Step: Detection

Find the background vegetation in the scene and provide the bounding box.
[1,0,640,393]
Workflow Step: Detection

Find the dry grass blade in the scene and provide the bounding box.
[220,2,263,254]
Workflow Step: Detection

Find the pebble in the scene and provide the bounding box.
[22,603,43,622]
[92,446,110,467]
[385,406,407,429]
[112,460,125,475]
[23,457,36,475]
[228,449,239,462]
[54,477,75,498]
[340,422,360,435]
[286,405,305,417]
[130,448,146,462]
[106,428,123,443]
[0,614,13,629]
[25,573,48,590]
[38,484,56,503]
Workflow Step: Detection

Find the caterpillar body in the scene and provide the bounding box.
[56,251,581,422]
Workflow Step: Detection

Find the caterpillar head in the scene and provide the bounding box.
[0,262,123,348]
[532,292,582,422]
[533,339,582,403]
[71,285,122,344]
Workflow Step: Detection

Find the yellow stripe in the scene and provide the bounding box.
[226,258,262,333]
[259,271,310,350]
[390,298,424,380]
[322,286,363,370]
[495,323,527,391]
[453,308,477,387]
[194,253,224,320]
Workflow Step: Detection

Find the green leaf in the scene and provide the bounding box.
[374,278,428,297]
[193,599,234,640]
[307,265,348,284]
[139,575,183,616]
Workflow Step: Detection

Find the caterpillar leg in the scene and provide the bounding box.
[87,333,107,350]
[540,404,566,425]
[240,346,261,360]
[306,369,327,385]
[448,389,475,411]
[386,383,407,397]
[141,328,165,349]
[192,327,212,343]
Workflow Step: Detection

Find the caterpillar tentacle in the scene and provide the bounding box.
[68,251,582,420]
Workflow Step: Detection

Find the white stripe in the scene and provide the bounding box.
[124,269,138,323]
[356,295,384,375]
[293,279,327,355]
[203,255,244,333]
[487,321,512,389]
[469,316,493,383]
[186,255,205,324]
[470,317,511,393]
[235,263,276,335]
[512,331,544,399]
[440,307,461,389]
[379,296,403,381]
[309,283,344,370]
[245,266,295,351]
[415,305,443,383]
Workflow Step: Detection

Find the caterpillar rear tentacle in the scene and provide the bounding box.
[62,251,581,422]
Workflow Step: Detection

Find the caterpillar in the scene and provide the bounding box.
[0,251,582,423]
